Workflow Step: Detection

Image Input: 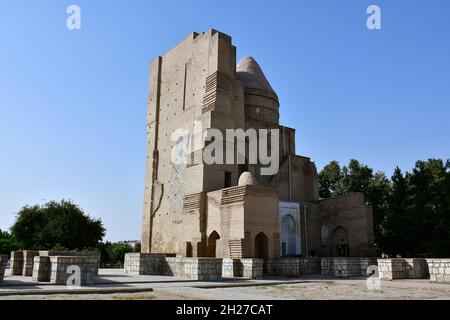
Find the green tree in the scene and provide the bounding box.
[319,158,450,256]
[0,229,18,257]
[99,242,133,265]
[318,161,342,198]
[381,160,450,257]
[336,159,374,197]
[11,200,105,250]
[133,242,141,253]
[407,159,450,256]
[367,171,392,242]
[379,167,410,255]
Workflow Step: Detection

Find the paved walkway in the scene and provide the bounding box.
[2,269,450,300]
[0,269,311,296]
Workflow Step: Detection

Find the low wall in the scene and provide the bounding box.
[426,259,450,283]
[32,256,51,282]
[164,257,222,281]
[124,253,175,275]
[222,259,263,279]
[359,258,378,276]
[405,259,429,279]
[241,259,263,279]
[22,250,39,276]
[10,251,23,275]
[0,255,8,282]
[40,251,101,274]
[266,258,321,277]
[377,259,406,280]
[321,258,363,277]
[300,258,322,275]
[49,256,99,285]
[222,259,242,277]
[124,254,222,280]
[377,258,429,280]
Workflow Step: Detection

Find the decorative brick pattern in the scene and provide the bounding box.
[426,259,450,283]
[221,186,247,205]
[183,192,205,214]
[202,71,232,113]
[0,255,8,282]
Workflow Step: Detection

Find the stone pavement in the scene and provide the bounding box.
[0,268,309,296]
[1,268,450,300]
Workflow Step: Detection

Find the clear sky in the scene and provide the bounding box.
[1,0,449,242]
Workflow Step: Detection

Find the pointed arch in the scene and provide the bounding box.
[254,232,269,260]
[207,230,220,258]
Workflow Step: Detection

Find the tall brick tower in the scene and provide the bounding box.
[141,30,246,256]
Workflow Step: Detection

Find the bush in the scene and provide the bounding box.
[99,242,134,266]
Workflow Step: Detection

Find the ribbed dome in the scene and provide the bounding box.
[236,56,276,95]
[238,172,258,187]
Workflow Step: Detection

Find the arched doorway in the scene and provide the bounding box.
[281,214,297,257]
[207,231,220,257]
[254,232,269,260]
[330,226,349,257]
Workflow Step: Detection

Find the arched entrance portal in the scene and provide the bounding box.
[254,232,269,260]
[330,226,349,257]
[207,231,220,257]
[281,214,297,256]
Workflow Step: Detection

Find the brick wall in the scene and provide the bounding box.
[321,258,364,277]
[0,255,7,282]
[22,250,39,276]
[32,256,51,282]
[266,258,321,277]
[222,259,242,277]
[241,259,263,279]
[124,253,175,275]
[124,254,222,280]
[10,251,23,275]
[164,257,223,281]
[377,259,406,280]
[426,259,450,283]
[49,256,99,285]
[404,259,429,279]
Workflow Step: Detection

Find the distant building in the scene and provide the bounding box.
[121,240,141,247]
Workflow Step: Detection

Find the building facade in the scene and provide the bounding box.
[141,29,375,260]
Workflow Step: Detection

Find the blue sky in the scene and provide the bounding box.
[1,0,449,241]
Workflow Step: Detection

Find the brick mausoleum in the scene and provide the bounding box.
[140,29,376,261]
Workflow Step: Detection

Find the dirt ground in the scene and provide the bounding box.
[2,279,450,300]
